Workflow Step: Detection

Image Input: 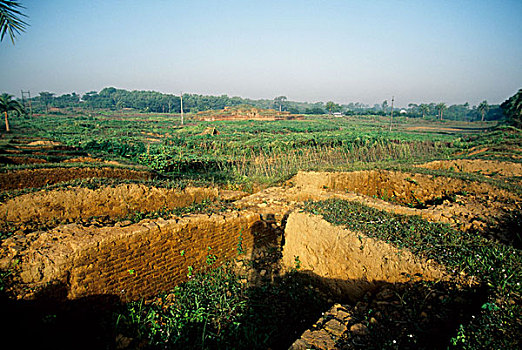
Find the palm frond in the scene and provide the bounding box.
[0,0,28,44]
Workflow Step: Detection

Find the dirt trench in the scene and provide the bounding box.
[1,210,278,301]
[290,170,517,206]
[282,170,520,234]
[0,167,154,191]
[281,211,450,299]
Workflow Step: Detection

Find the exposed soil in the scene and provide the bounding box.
[0,184,225,229]
[26,140,63,147]
[417,159,522,177]
[0,155,48,165]
[0,167,154,191]
[232,168,520,238]
[282,212,452,300]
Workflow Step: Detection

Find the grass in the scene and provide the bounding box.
[3,112,464,186]
[114,264,330,349]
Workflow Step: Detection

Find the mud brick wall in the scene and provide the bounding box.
[9,210,274,301]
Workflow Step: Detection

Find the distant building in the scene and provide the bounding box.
[400,109,408,114]
[333,112,343,117]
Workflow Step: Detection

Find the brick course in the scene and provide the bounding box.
[10,211,274,301]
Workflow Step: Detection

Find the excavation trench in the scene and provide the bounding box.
[1,168,509,348]
[1,210,278,301]
[290,170,517,206]
[1,208,481,349]
[280,170,521,235]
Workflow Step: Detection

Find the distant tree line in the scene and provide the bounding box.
[14,87,515,122]
[22,88,329,115]
[501,89,522,128]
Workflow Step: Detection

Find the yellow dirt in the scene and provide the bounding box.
[0,185,223,226]
[235,170,520,233]
[417,159,522,177]
[282,211,450,300]
[26,140,63,146]
[1,166,518,302]
[0,167,153,191]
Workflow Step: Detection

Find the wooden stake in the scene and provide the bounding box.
[389,96,394,131]
[180,92,184,125]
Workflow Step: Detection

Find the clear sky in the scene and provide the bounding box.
[1,0,521,107]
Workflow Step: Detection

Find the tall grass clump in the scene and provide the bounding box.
[229,140,450,182]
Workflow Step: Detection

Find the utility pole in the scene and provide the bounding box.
[21,90,33,116]
[180,92,184,125]
[389,96,394,131]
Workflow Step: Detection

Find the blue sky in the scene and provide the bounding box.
[1,0,521,107]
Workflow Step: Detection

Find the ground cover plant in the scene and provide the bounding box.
[303,199,521,349]
[114,261,331,349]
[4,112,470,187]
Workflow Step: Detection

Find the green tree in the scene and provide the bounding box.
[39,91,55,113]
[381,100,388,114]
[501,89,522,128]
[325,101,341,114]
[419,104,429,118]
[0,93,24,132]
[478,100,489,122]
[0,0,28,44]
[408,103,418,116]
[436,102,447,120]
[274,96,287,112]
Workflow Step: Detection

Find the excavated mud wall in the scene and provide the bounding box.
[4,211,274,301]
[417,159,522,177]
[0,167,153,191]
[1,185,219,225]
[282,211,447,300]
[291,170,515,205]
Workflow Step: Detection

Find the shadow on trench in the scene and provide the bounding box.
[482,208,522,249]
[0,271,488,350]
[0,283,121,350]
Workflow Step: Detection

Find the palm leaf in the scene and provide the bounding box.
[0,0,28,44]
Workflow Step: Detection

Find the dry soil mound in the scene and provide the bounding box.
[0,167,153,191]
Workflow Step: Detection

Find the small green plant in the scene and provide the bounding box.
[237,228,245,255]
[206,247,217,266]
[303,198,522,349]
[450,324,467,346]
[293,255,301,270]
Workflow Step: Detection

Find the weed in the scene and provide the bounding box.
[293,255,301,270]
